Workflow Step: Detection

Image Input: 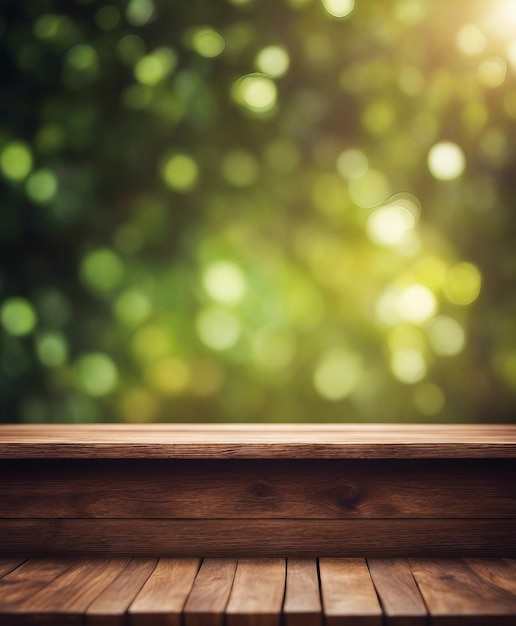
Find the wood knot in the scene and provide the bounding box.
[335,482,363,509]
[249,481,274,498]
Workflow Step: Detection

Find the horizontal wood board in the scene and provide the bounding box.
[1,520,515,557]
[2,458,514,519]
[1,424,515,458]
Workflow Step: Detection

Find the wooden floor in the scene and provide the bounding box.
[1,557,516,625]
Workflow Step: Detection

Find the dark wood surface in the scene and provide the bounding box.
[1,519,515,557]
[1,557,516,625]
[3,458,514,519]
[1,424,515,458]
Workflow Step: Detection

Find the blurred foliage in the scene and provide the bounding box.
[1,0,516,424]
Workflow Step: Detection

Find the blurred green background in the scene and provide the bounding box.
[1,0,516,424]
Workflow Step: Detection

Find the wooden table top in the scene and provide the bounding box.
[1,424,515,458]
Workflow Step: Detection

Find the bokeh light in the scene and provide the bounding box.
[0,0,515,425]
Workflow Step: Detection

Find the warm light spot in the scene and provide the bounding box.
[1,297,37,336]
[114,290,151,327]
[80,249,124,294]
[146,357,190,394]
[456,24,486,56]
[348,169,392,208]
[75,353,118,396]
[203,261,247,304]
[221,150,260,187]
[233,74,278,114]
[131,324,172,361]
[413,383,445,415]
[484,0,516,40]
[477,57,507,88]
[196,308,241,350]
[1,142,33,181]
[336,148,368,180]
[192,28,225,58]
[255,45,290,78]
[36,332,68,367]
[390,348,427,384]
[426,316,466,356]
[162,154,199,192]
[26,169,58,203]
[366,204,416,247]
[119,388,158,422]
[444,262,482,305]
[321,0,355,18]
[428,142,465,180]
[314,348,363,400]
[398,285,437,324]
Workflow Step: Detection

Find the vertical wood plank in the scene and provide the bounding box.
[225,558,286,626]
[319,558,382,626]
[410,558,516,626]
[367,558,427,626]
[128,557,199,626]
[0,558,73,614]
[0,559,25,579]
[283,558,322,626]
[9,558,128,625]
[183,558,237,626]
[85,558,157,626]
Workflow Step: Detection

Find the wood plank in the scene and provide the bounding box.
[183,558,237,626]
[319,558,382,626]
[3,558,128,625]
[410,558,516,626]
[85,558,157,626]
[367,558,427,626]
[0,558,73,613]
[0,424,515,458]
[2,458,514,519]
[1,519,515,557]
[226,558,285,626]
[283,558,322,626]
[128,557,199,626]
[0,559,24,579]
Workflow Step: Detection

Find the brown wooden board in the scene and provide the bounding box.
[319,558,382,626]
[128,557,199,626]
[283,558,322,626]
[0,560,24,579]
[367,558,427,626]
[183,558,237,626]
[0,559,73,614]
[1,424,515,458]
[85,557,157,626]
[0,519,515,557]
[225,558,285,626]
[2,459,515,519]
[0,558,128,626]
[410,558,516,626]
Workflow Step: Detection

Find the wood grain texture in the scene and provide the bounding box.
[85,557,157,626]
[183,558,237,626]
[0,560,24,579]
[1,519,515,557]
[283,558,322,626]
[1,424,515,458]
[128,558,199,626]
[0,558,73,613]
[226,558,285,626]
[1,558,128,626]
[367,558,427,626]
[319,558,382,626]
[3,459,514,519]
[409,558,516,626]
